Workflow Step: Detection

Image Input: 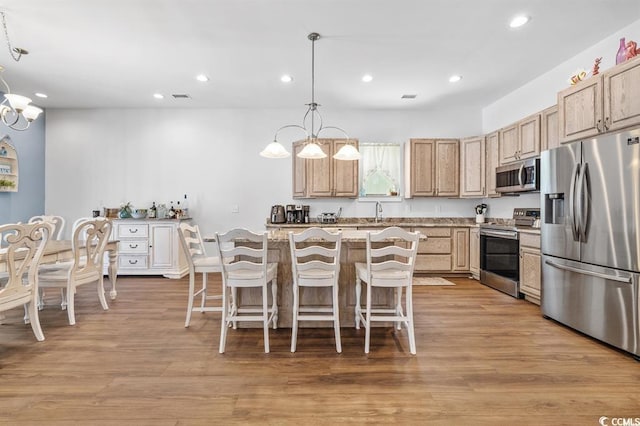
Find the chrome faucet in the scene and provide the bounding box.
[375,201,383,223]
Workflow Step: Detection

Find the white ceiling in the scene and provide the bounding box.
[1,0,639,111]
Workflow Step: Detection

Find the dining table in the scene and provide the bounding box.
[0,240,120,300]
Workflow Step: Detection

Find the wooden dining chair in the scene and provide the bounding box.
[354,227,420,354]
[289,227,342,353]
[0,222,51,341]
[178,222,224,327]
[28,215,65,240]
[214,228,278,354]
[38,218,112,325]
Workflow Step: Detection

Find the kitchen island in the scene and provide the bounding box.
[207,218,481,328]
[209,229,410,328]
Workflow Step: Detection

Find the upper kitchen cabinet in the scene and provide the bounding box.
[485,131,501,198]
[459,135,485,198]
[540,105,559,152]
[405,138,459,198]
[499,113,540,165]
[292,139,359,198]
[0,136,18,192]
[558,56,640,143]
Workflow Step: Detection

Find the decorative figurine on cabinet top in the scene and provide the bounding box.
[626,40,639,60]
[568,68,589,85]
[592,57,602,76]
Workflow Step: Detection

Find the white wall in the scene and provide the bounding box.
[483,19,640,131]
[480,18,640,216]
[45,105,482,237]
[48,20,640,235]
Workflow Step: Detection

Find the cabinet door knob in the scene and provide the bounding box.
[604,116,611,130]
[597,119,603,132]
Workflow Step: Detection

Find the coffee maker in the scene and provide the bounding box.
[270,205,286,223]
[294,204,304,223]
[286,205,296,224]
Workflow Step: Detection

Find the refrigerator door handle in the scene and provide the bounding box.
[518,163,525,187]
[545,259,632,284]
[568,162,580,241]
[578,162,590,241]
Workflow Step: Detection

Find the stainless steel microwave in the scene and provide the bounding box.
[495,157,540,193]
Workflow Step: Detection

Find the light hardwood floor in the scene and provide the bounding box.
[1,276,639,425]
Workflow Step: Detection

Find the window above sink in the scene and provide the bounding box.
[359,142,403,199]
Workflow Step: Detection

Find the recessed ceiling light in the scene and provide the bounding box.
[196,74,209,82]
[509,15,530,28]
[362,74,373,83]
[449,75,462,83]
[153,93,164,99]
[281,74,293,83]
[34,92,48,98]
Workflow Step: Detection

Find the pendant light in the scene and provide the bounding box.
[261,32,360,161]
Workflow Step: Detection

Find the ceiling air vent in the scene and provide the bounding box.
[172,94,191,99]
[401,94,417,99]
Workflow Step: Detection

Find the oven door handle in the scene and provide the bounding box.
[480,229,518,240]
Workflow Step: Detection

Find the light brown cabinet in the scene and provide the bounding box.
[459,136,485,198]
[519,232,541,305]
[485,131,501,198]
[413,227,468,273]
[405,138,459,197]
[558,56,640,143]
[292,139,359,198]
[469,227,480,280]
[540,105,559,151]
[499,113,540,165]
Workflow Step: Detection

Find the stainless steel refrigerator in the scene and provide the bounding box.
[541,128,640,359]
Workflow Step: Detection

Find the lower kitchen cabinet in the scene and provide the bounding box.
[519,232,541,304]
[469,227,480,280]
[414,227,469,274]
[113,219,188,278]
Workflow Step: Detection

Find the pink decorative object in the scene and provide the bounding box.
[592,57,602,76]
[626,40,639,60]
[616,37,627,64]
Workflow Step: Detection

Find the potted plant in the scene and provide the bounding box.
[0,178,15,189]
[119,202,132,218]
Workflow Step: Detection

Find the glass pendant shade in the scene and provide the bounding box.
[297,142,327,159]
[260,141,291,158]
[4,93,32,112]
[22,105,43,122]
[263,33,359,161]
[333,144,362,161]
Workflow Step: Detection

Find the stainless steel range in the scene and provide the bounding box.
[479,208,540,298]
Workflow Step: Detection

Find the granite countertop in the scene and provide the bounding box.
[517,227,541,235]
[265,217,488,229]
[265,229,428,242]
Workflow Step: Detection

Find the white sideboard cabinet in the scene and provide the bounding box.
[112,219,189,278]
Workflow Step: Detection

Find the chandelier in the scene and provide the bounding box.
[0,12,42,131]
[260,32,361,161]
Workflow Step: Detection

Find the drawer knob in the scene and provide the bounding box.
[129,243,138,249]
[129,228,138,233]
[128,259,138,265]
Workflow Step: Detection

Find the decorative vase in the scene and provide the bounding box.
[616,37,627,65]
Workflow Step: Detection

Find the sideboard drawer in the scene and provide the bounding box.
[117,224,149,238]
[119,255,148,269]
[119,240,149,254]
